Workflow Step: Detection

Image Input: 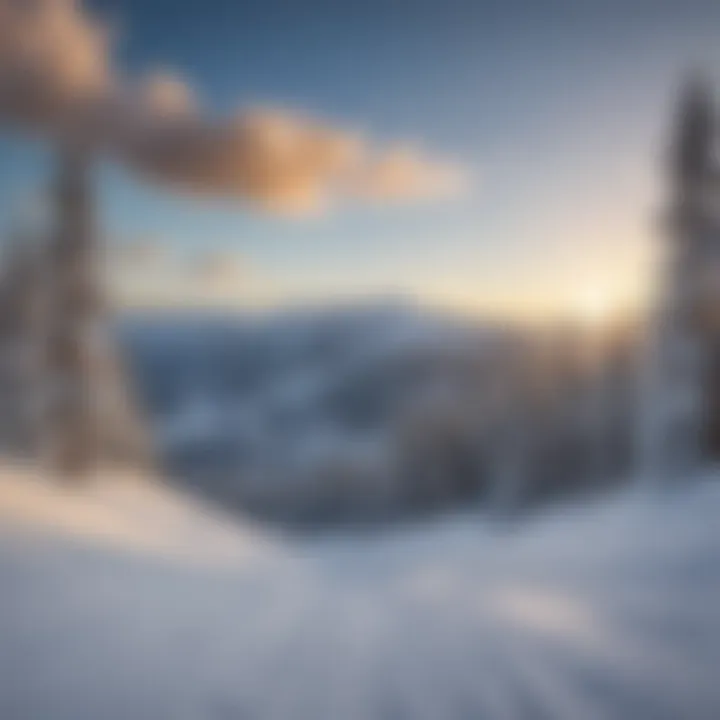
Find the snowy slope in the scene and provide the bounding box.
[1,465,720,719]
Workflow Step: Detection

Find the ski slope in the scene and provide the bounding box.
[1,465,720,719]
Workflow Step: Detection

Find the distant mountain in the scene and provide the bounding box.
[119,302,638,525]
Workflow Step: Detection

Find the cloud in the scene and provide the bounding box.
[0,0,467,214]
[190,250,247,286]
[106,240,277,308]
[106,241,284,309]
[352,146,469,202]
[111,237,169,268]
[119,106,365,215]
[0,0,112,130]
[140,72,196,117]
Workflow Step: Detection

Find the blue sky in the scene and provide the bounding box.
[1,0,719,316]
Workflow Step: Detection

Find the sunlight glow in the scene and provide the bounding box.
[575,287,611,324]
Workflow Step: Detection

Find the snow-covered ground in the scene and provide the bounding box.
[1,465,720,720]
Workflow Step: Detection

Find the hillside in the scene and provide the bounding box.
[1,465,720,719]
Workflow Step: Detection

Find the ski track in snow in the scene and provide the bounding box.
[1,466,720,720]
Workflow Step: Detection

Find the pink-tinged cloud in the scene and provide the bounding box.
[0,0,468,214]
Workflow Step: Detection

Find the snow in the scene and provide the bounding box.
[1,465,720,719]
